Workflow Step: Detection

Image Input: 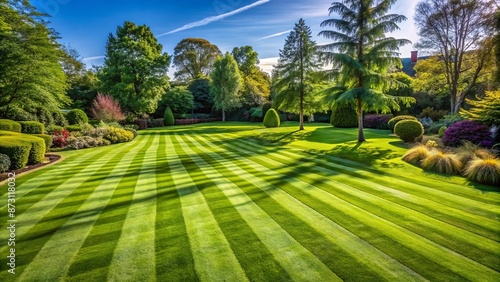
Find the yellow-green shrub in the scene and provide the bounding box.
[102,127,134,144]
[388,115,417,131]
[263,108,280,128]
[0,137,31,170]
[0,119,21,133]
[394,120,424,142]
[19,121,45,134]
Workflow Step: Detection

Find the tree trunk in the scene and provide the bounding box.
[222,108,225,122]
[357,98,365,143]
[299,90,304,130]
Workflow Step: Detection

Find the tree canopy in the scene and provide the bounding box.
[210,53,242,121]
[461,90,500,126]
[100,21,171,116]
[319,0,413,142]
[415,0,496,113]
[273,19,321,130]
[173,38,221,81]
[0,0,70,124]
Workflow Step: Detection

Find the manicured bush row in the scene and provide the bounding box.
[0,137,31,170]
[174,118,222,125]
[388,115,417,131]
[135,119,148,130]
[0,119,21,133]
[33,134,53,151]
[330,104,357,128]
[19,121,45,134]
[394,120,424,142]
[66,109,88,125]
[23,136,46,165]
[66,125,82,132]
[263,108,280,128]
[0,153,10,173]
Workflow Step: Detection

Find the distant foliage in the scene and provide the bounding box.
[363,114,392,129]
[0,154,10,173]
[263,108,280,128]
[330,104,358,128]
[419,107,448,122]
[442,120,492,147]
[90,94,125,122]
[164,107,175,126]
[394,120,424,142]
[67,109,88,125]
[388,115,418,131]
[262,103,272,120]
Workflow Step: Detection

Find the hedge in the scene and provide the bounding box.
[33,134,53,151]
[23,136,46,165]
[0,137,31,170]
[0,119,21,133]
[331,104,358,128]
[19,121,45,134]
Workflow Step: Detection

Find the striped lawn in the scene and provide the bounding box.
[1,122,499,281]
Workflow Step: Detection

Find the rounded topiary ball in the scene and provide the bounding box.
[66,109,88,125]
[263,108,280,128]
[164,106,174,126]
[388,115,418,131]
[394,120,424,142]
[331,104,358,128]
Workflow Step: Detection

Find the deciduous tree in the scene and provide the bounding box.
[210,53,242,121]
[100,21,171,116]
[173,38,221,81]
[320,0,413,142]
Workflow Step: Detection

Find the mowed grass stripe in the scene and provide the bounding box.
[206,134,500,281]
[107,134,160,282]
[169,136,292,282]
[191,134,426,281]
[17,135,153,282]
[154,133,197,281]
[178,134,341,282]
[166,135,248,282]
[227,135,500,230]
[64,135,156,282]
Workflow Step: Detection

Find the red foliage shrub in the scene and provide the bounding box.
[90,94,125,122]
[52,129,69,148]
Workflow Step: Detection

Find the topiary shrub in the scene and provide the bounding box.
[263,108,280,128]
[0,153,10,173]
[464,157,500,186]
[0,138,31,170]
[19,121,45,134]
[442,120,492,147]
[394,120,424,142]
[33,134,53,151]
[421,150,462,175]
[438,126,447,138]
[364,114,392,129]
[23,136,46,165]
[388,115,418,131]
[66,109,88,125]
[0,119,21,133]
[331,104,358,128]
[164,106,174,126]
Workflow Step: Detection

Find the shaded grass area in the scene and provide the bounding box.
[0,122,499,281]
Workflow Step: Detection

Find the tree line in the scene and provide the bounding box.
[1,0,498,142]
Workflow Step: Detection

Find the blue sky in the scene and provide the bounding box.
[32,0,420,75]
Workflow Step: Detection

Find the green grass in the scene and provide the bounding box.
[1,122,500,281]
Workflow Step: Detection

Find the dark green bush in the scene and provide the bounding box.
[45,125,64,134]
[0,137,31,170]
[388,115,418,131]
[0,119,21,133]
[66,109,88,125]
[33,134,53,151]
[19,121,45,134]
[0,153,10,173]
[419,107,448,122]
[164,106,174,126]
[394,120,424,142]
[23,136,46,165]
[66,125,82,132]
[331,104,358,128]
[263,108,280,128]
[262,103,272,120]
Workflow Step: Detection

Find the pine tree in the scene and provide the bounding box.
[320,0,414,142]
[273,19,321,131]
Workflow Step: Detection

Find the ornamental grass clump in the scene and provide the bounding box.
[421,150,462,175]
[457,141,495,164]
[464,157,500,186]
[402,144,434,165]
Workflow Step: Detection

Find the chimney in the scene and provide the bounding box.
[410,51,418,64]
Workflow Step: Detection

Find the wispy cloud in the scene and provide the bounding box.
[257,30,291,41]
[82,56,105,61]
[158,0,271,36]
